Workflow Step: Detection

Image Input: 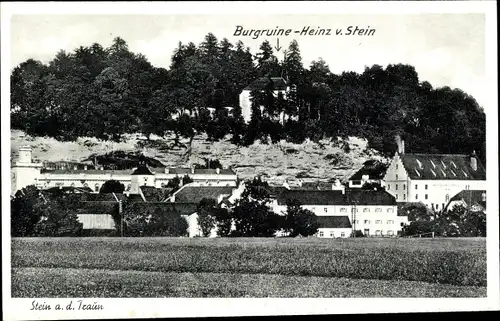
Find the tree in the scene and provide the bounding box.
[284,199,319,237]
[182,175,194,185]
[167,176,181,190]
[256,40,280,77]
[99,180,125,194]
[232,199,281,237]
[33,190,83,237]
[197,198,217,237]
[122,202,188,237]
[214,207,232,236]
[11,185,44,237]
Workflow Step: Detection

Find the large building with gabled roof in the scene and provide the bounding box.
[11,146,238,194]
[383,141,486,212]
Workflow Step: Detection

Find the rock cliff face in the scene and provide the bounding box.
[11,130,388,185]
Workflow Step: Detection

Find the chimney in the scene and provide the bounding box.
[191,166,195,174]
[216,168,220,175]
[401,140,405,154]
[470,151,478,171]
[298,179,303,187]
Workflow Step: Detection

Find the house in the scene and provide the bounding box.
[349,160,388,188]
[239,76,290,123]
[444,190,486,213]
[168,183,241,237]
[316,216,352,238]
[273,188,407,237]
[11,146,238,194]
[383,140,486,212]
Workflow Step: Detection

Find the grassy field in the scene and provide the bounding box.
[11,237,486,298]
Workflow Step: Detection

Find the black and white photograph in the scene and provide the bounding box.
[2,1,499,319]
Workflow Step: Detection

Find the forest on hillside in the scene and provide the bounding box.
[10,34,486,164]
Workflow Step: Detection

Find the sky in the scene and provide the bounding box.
[10,13,487,108]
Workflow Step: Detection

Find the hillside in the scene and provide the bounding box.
[11,130,387,185]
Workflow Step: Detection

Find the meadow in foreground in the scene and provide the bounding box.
[11,237,486,297]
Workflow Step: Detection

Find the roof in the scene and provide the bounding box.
[40,167,236,176]
[152,167,236,175]
[140,186,173,202]
[243,77,288,91]
[448,190,486,209]
[131,165,154,176]
[44,186,93,193]
[277,189,396,206]
[174,186,235,204]
[296,182,333,190]
[400,153,486,181]
[127,202,197,216]
[266,186,289,198]
[349,161,388,181]
[127,194,145,202]
[316,216,352,229]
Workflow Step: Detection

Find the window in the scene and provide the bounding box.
[445,194,450,202]
[340,232,345,237]
[355,220,359,224]
[375,230,382,236]
[387,230,394,236]
[403,184,406,190]
[396,174,399,180]
[396,194,399,200]
[363,208,370,213]
[364,220,370,224]
[403,194,406,200]
[319,231,324,237]
[425,194,428,200]
[127,184,131,191]
[340,208,347,213]
[387,184,390,190]
[387,208,394,213]
[324,208,328,213]
[425,184,428,190]
[415,184,418,190]
[95,184,99,192]
[375,208,382,212]
[364,229,370,236]
[387,220,394,224]
[395,184,398,190]
[396,164,398,169]
[375,220,381,224]
[435,204,439,210]
[415,194,418,200]
[329,231,335,238]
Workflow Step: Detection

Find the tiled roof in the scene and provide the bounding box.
[78,193,120,202]
[75,201,118,214]
[140,186,173,202]
[243,77,288,91]
[174,186,235,204]
[448,190,486,210]
[127,194,145,202]
[45,186,93,193]
[41,169,131,175]
[151,167,236,175]
[131,165,154,176]
[316,216,352,229]
[129,202,197,216]
[277,189,396,206]
[400,153,485,180]
[349,161,388,180]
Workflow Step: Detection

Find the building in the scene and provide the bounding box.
[239,76,290,123]
[348,160,388,188]
[383,140,486,212]
[272,189,407,237]
[444,190,486,213]
[11,146,238,194]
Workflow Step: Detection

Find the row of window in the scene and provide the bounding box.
[318,230,396,237]
[318,207,394,213]
[353,220,395,225]
[388,183,429,190]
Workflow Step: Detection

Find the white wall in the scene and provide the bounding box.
[317,228,352,238]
